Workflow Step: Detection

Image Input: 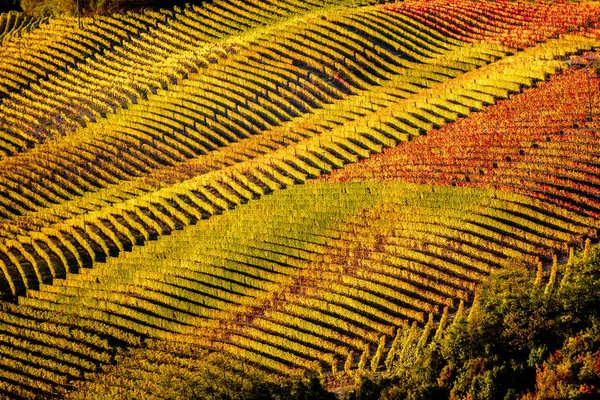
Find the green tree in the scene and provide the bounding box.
[558,247,600,332]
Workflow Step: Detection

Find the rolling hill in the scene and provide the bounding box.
[0,0,599,398]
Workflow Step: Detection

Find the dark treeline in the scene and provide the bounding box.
[7,0,196,17]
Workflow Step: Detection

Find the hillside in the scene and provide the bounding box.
[0,0,599,399]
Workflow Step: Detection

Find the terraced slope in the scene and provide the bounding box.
[0,30,595,300]
[386,0,600,48]
[4,181,595,398]
[0,11,44,44]
[0,0,352,141]
[0,0,599,398]
[325,65,600,222]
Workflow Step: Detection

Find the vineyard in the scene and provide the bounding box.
[0,0,600,398]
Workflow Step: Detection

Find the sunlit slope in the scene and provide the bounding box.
[1,180,593,398]
[0,32,595,299]
[3,0,599,153]
[0,11,44,44]
[385,0,600,48]
[0,1,599,397]
[0,0,373,130]
[324,65,600,223]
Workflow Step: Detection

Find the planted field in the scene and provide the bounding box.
[6,181,595,397]
[0,11,43,44]
[0,28,594,298]
[324,66,600,221]
[0,0,599,398]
